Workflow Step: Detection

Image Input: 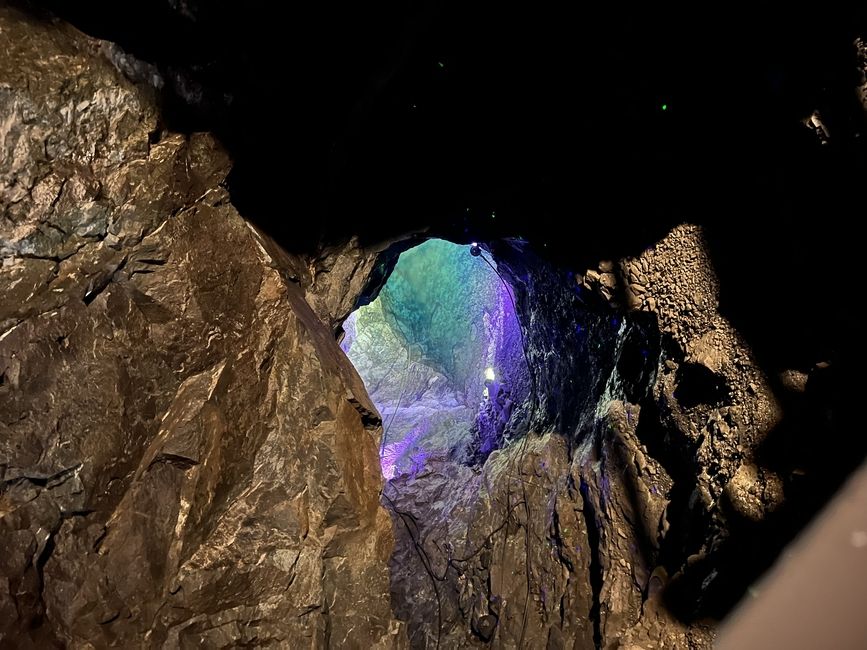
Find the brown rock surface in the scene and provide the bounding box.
[0,7,403,647]
[1,5,859,649]
[569,224,784,648]
[385,434,595,649]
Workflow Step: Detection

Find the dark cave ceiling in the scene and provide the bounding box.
[21,0,865,394]
[26,1,867,247]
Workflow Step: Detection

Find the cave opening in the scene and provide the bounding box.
[340,238,530,480]
[337,235,677,647]
[0,2,865,647]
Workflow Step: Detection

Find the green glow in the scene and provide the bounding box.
[661,103,668,111]
[358,239,499,386]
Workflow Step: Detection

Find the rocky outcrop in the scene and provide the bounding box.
[616,226,783,515]
[574,225,783,647]
[386,433,595,649]
[385,225,786,648]
[0,7,403,647]
[1,6,860,650]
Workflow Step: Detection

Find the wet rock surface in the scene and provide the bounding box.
[0,8,403,647]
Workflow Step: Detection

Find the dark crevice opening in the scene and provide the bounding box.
[673,363,730,409]
[579,475,604,650]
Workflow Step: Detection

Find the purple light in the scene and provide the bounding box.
[343,238,530,476]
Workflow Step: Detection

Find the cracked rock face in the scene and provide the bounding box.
[0,8,403,647]
[385,434,595,649]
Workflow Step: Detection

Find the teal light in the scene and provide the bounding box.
[348,239,500,387]
[342,238,528,476]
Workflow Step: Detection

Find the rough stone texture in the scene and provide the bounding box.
[385,226,779,648]
[380,249,651,649]
[0,8,404,647]
[385,434,595,649]
[297,236,395,336]
[618,225,782,506]
[627,229,780,501]
[575,224,783,648]
[1,6,860,650]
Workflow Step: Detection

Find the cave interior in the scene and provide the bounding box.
[0,1,865,648]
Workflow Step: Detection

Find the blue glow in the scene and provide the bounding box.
[342,239,526,478]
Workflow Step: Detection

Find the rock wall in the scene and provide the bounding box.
[386,433,595,648]
[578,225,785,644]
[384,226,791,649]
[0,8,403,647]
[0,6,858,650]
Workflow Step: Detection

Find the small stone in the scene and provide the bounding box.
[779,369,808,393]
[472,614,498,642]
[599,272,617,289]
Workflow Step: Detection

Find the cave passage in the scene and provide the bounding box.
[341,239,528,478]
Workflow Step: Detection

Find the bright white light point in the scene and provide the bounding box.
[485,367,495,381]
[471,242,478,247]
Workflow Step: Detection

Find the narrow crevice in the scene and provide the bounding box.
[579,475,604,650]
[31,529,57,629]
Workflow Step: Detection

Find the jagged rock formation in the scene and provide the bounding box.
[386,434,595,648]
[0,4,863,650]
[381,227,788,648]
[0,8,403,647]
